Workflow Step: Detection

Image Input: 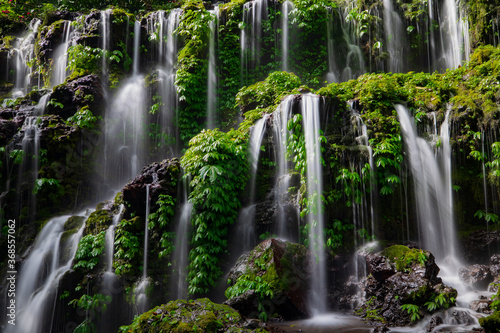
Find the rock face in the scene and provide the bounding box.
[356,245,457,327]
[121,158,180,217]
[225,239,311,320]
[461,231,500,264]
[119,298,270,333]
[459,265,493,290]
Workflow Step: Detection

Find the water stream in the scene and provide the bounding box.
[207,6,219,129]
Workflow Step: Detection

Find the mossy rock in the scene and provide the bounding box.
[479,310,500,333]
[84,209,112,235]
[381,245,429,272]
[119,298,267,333]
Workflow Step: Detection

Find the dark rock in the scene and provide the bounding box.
[426,315,443,332]
[459,265,493,290]
[121,158,180,217]
[43,10,78,26]
[356,245,456,327]
[461,231,500,264]
[491,254,500,265]
[225,239,311,320]
[446,309,475,325]
[470,300,493,314]
[366,253,395,282]
[37,19,68,64]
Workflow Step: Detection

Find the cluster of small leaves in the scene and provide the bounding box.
[148,194,176,259]
[181,129,248,295]
[67,106,100,130]
[73,231,106,271]
[175,0,212,144]
[324,219,354,253]
[424,293,456,312]
[225,274,274,321]
[67,45,104,77]
[70,293,111,333]
[401,303,421,321]
[114,218,142,276]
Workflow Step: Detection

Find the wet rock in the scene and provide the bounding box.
[43,10,78,26]
[36,19,68,63]
[355,245,457,327]
[225,239,311,320]
[491,254,500,265]
[461,231,500,264]
[426,315,443,332]
[446,309,475,325]
[459,265,493,290]
[121,158,180,217]
[470,300,493,314]
[46,75,104,119]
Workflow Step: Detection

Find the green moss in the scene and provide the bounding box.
[84,209,112,235]
[479,310,500,333]
[119,298,248,333]
[381,245,428,272]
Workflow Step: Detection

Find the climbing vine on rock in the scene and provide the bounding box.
[181,129,248,295]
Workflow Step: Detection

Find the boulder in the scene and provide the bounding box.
[461,231,500,264]
[119,298,270,333]
[458,265,493,290]
[356,245,457,327]
[225,239,311,320]
[121,158,180,217]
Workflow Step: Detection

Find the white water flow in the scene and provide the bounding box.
[273,96,296,239]
[105,75,146,188]
[101,9,112,84]
[302,95,327,315]
[12,19,41,97]
[34,93,51,116]
[173,177,192,299]
[397,105,457,266]
[428,0,469,70]
[52,21,74,87]
[149,10,181,153]
[281,1,293,72]
[207,6,219,129]
[144,185,151,277]
[236,115,269,251]
[382,0,407,73]
[6,214,86,333]
[132,21,141,75]
[353,113,376,237]
[15,117,41,223]
[241,0,268,84]
[135,186,151,315]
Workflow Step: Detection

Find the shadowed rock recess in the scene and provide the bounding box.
[1,0,500,332]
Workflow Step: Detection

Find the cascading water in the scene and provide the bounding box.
[101,9,112,84]
[281,1,294,72]
[135,185,151,315]
[207,6,219,129]
[302,94,327,315]
[172,177,192,299]
[382,0,408,73]
[241,0,268,84]
[273,96,298,240]
[236,114,269,252]
[132,20,141,75]
[12,19,41,97]
[51,21,75,87]
[148,9,182,154]
[6,213,86,333]
[428,0,470,70]
[397,104,457,264]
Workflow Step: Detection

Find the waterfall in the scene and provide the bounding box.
[397,105,457,263]
[302,95,327,315]
[207,6,219,129]
[428,0,469,70]
[236,115,269,251]
[101,9,112,83]
[104,75,146,188]
[51,21,75,87]
[273,96,297,240]
[172,177,192,299]
[132,21,141,75]
[144,185,151,277]
[135,186,151,315]
[241,0,268,84]
[12,19,41,97]
[148,9,182,154]
[382,0,408,73]
[281,1,294,72]
[6,214,86,333]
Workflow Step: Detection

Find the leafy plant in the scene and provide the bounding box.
[67,106,100,130]
[425,293,455,312]
[114,218,142,276]
[474,210,500,223]
[401,303,421,321]
[148,194,176,259]
[225,274,274,321]
[73,231,106,271]
[181,129,248,295]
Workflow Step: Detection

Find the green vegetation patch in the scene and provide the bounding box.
[381,245,428,272]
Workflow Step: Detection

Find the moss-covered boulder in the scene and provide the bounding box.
[225,238,311,320]
[356,245,457,327]
[119,298,269,333]
[480,310,500,333]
